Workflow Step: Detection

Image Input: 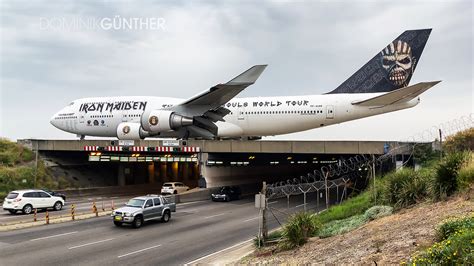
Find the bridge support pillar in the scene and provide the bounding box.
[117,164,126,186]
[148,163,155,184]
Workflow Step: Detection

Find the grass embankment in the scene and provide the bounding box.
[254,127,474,263]
[0,139,70,200]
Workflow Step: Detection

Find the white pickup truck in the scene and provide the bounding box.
[112,195,176,228]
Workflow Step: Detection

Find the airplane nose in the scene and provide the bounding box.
[50,114,58,128]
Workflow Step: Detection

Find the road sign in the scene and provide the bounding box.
[255,194,266,209]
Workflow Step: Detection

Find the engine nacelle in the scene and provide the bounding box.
[141,109,193,133]
[116,122,149,140]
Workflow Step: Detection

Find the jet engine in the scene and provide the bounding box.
[116,122,149,140]
[141,110,193,133]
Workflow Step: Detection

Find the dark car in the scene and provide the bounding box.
[211,186,241,202]
[42,189,66,202]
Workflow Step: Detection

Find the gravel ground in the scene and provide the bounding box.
[243,195,473,264]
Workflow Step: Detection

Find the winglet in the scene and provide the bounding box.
[227,65,267,85]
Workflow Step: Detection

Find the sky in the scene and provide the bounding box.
[0,0,472,142]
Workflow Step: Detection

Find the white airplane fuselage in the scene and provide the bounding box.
[51,93,419,139]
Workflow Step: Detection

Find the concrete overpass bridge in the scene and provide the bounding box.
[19,139,413,188]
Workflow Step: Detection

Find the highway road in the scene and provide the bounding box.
[0,193,324,265]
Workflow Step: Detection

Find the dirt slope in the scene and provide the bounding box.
[244,196,473,264]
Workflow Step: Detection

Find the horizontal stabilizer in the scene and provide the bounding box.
[352,81,441,107]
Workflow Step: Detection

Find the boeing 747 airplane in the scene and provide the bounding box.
[51,29,440,140]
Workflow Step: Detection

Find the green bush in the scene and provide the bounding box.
[364,205,393,221]
[410,216,474,264]
[444,127,474,153]
[254,230,283,248]
[379,168,431,208]
[457,163,474,191]
[315,191,371,224]
[431,152,468,200]
[436,216,474,241]
[280,212,321,249]
[0,138,35,165]
[318,214,366,238]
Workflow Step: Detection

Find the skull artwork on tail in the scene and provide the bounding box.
[381,40,415,87]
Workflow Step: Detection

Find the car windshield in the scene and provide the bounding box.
[163,183,172,187]
[219,187,230,193]
[126,199,145,207]
[6,192,18,199]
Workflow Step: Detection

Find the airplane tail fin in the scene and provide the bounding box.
[327,29,432,94]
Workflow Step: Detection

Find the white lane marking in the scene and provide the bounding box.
[117,244,162,258]
[204,213,225,219]
[268,201,278,205]
[294,203,306,208]
[30,231,78,242]
[184,239,252,265]
[68,238,115,250]
[243,216,259,222]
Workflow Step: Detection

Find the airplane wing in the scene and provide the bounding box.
[351,81,441,107]
[179,65,267,107]
[168,65,267,138]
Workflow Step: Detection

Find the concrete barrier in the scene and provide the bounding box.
[172,188,218,203]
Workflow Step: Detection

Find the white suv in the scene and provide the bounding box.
[3,189,65,214]
[161,182,190,195]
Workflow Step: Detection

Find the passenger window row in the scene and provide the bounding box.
[240,110,324,115]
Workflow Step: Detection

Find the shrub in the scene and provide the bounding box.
[379,168,432,208]
[431,152,468,200]
[280,212,321,249]
[0,138,35,165]
[444,127,474,153]
[364,205,393,221]
[436,215,474,241]
[410,216,474,264]
[318,214,366,238]
[457,162,474,191]
[254,230,283,248]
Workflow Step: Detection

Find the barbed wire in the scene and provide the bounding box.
[266,113,474,199]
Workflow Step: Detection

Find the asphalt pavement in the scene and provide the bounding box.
[0,193,323,265]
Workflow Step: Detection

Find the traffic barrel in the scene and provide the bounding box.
[92,201,98,217]
[71,204,76,220]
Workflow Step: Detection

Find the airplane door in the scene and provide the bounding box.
[237,106,248,129]
[326,105,335,119]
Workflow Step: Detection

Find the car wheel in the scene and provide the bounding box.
[161,210,171,223]
[114,221,122,227]
[23,204,33,215]
[8,210,17,214]
[132,215,143,228]
[226,195,230,202]
[173,190,177,194]
[53,201,63,211]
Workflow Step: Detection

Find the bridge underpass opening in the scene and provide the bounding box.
[89,153,200,187]
[202,153,394,192]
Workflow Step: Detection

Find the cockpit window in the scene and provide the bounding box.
[68,102,74,106]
